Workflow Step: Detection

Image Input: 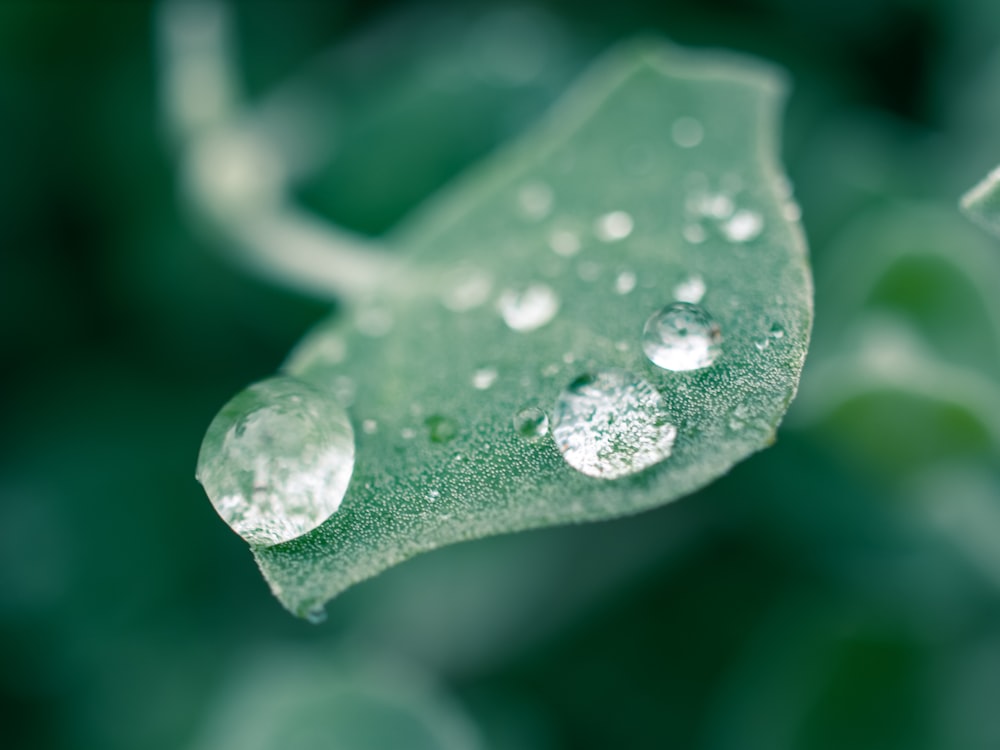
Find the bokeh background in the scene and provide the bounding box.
[3,0,1000,748]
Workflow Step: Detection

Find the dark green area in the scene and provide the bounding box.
[2,1,999,749]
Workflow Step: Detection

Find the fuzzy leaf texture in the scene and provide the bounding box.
[196,38,813,620]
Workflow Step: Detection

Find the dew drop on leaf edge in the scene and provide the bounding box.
[196,376,355,547]
[513,405,549,442]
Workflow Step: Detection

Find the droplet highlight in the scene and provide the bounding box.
[673,275,706,304]
[498,284,560,332]
[614,271,637,295]
[472,367,499,390]
[196,376,355,546]
[594,211,634,242]
[722,209,764,243]
[552,370,677,479]
[642,302,722,371]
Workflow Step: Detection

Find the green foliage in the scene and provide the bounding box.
[197,39,812,617]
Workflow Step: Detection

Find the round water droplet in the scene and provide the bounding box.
[722,209,764,242]
[472,367,499,390]
[683,223,706,244]
[548,228,581,257]
[672,116,703,148]
[594,211,634,242]
[498,284,560,332]
[361,418,378,435]
[614,270,637,295]
[552,370,677,479]
[513,405,549,442]
[426,415,458,443]
[642,302,722,371]
[517,180,554,220]
[427,489,440,502]
[196,376,355,546]
[673,275,706,304]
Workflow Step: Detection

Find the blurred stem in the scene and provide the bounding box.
[157,0,397,301]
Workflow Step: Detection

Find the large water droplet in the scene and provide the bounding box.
[552,370,677,479]
[426,415,458,443]
[642,302,722,371]
[498,284,560,332]
[196,376,355,546]
[512,405,549,442]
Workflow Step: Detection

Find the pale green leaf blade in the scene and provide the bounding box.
[961,165,1000,238]
[200,38,813,619]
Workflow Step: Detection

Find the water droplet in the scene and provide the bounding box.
[305,605,328,625]
[355,306,393,337]
[513,405,549,442]
[642,302,722,371]
[427,489,440,502]
[472,367,498,390]
[362,419,378,435]
[443,271,493,312]
[196,376,355,546]
[671,116,703,148]
[705,194,734,219]
[615,271,637,295]
[683,224,706,244]
[426,415,458,443]
[542,363,560,377]
[722,209,764,242]
[673,275,706,304]
[400,427,417,440]
[594,210,634,242]
[729,404,752,432]
[517,180,554,220]
[498,284,560,332]
[552,370,677,479]
[548,228,581,257]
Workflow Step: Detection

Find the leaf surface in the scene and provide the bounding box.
[198,38,813,618]
[961,165,1000,238]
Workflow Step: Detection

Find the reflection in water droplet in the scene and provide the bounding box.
[673,275,706,304]
[672,116,703,148]
[548,228,581,257]
[722,209,764,242]
[197,376,355,546]
[517,180,554,220]
[426,415,458,443]
[472,367,498,390]
[513,405,549,442]
[642,302,722,371]
[552,369,677,479]
[615,271,637,295]
[594,211,634,242]
[498,284,560,332]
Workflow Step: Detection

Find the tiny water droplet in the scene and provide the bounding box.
[729,403,752,432]
[427,489,440,502]
[443,271,493,312]
[615,270,637,295]
[513,405,549,442]
[362,419,378,435]
[673,275,706,304]
[548,228,581,257]
[305,605,328,624]
[671,116,703,148]
[722,209,764,242]
[542,363,560,377]
[498,284,560,332]
[683,224,706,244]
[705,194,734,219]
[642,302,722,371]
[552,369,677,479]
[472,367,499,390]
[594,210,634,242]
[400,427,417,440]
[517,180,554,220]
[426,415,458,443]
[196,376,355,546]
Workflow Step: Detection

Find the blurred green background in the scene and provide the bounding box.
[3,1,1000,748]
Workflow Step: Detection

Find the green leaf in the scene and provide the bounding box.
[197,38,813,619]
[961,165,1000,238]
